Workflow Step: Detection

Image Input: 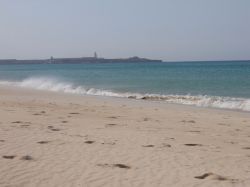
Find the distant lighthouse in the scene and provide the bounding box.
[49,56,54,63]
[94,52,98,59]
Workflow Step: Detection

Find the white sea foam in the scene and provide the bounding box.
[0,77,249,112]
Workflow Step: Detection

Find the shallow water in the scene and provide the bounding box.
[0,61,250,111]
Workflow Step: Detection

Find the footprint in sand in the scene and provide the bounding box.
[165,137,175,140]
[2,155,16,159]
[84,141,95,144]
[20,155,34,161]
[162,143,171,147]
[11,122,31,127]
[242,147,250,150]
[69,112,80,115]
[33,111,46,115]
[184,144,203,146]
[11,121,22,124]
[107,116,119,119]
[143,118,150,121]
[101,142,116,145]
[37,141,50,144]
[142,145,155,147]
[113,164,131,169]
[105,123,126,128]
[106,123,117,127]
[12,121,30,124]
[97,163,131,169]
[194,172,237,182]
[33,112,43,115]
[48,126,61,131]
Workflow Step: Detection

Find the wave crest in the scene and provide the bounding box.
[0,77,249,112]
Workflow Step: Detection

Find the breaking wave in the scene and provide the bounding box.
[0,77,250,112]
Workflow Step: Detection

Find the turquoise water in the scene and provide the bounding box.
[0,61,250,111]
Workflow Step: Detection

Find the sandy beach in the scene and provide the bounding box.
[0,85,250,187]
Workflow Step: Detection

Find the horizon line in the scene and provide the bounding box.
[0,56,250,63]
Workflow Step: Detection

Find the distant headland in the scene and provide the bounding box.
[0,54,162,64]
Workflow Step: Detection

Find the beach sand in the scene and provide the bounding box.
[0,85,250,187]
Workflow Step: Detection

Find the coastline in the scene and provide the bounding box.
[0,85,250,186]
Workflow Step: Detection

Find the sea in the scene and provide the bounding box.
[0,61,250,111]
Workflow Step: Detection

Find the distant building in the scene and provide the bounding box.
[49,56,54,63]
[94,52,98,59]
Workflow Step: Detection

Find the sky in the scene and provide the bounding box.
[0,0,250,61]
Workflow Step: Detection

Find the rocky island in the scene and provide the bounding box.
[0,56,162,64]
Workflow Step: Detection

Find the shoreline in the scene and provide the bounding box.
[1,84,249,114]
[0,85,250,186]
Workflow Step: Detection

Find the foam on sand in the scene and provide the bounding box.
[0,77,250,111]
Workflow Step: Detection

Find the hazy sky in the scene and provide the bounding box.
[0,0,250,61]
